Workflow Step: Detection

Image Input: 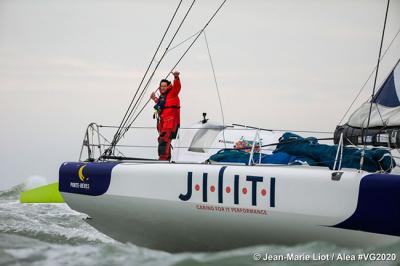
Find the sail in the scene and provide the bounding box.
[335,59,400,148]
[348,59,400,128]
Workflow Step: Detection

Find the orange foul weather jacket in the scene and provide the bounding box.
[154,77,181,133]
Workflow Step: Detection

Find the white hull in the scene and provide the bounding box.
[60,162,400,252]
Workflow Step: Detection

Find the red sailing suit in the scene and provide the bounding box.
[153,77,181,160]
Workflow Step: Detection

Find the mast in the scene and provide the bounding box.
[334,0,400,151]
[355,0,391,171]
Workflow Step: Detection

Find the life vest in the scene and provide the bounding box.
[153,83,180,118]
[154,90,169,115]
[152,79,181,137]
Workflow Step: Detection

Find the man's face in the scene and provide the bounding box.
[160,82,168,94]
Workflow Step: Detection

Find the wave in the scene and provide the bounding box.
[0,183,26,200]
[0,200,114,245]
[0,176,48,200]
[1,232,399,266]
[0,179,114,245]
[1,181,399,266]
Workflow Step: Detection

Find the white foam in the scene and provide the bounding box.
[22,176,48,191]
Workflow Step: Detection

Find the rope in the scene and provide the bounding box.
[97,130,125,157]
[108,0,183,154]
[92,137,334,149]
[112,0,183,143]
[166,30,203,54]
[110,0,197,151]
[203,30,226,148]
[231,123,333,134]
[98,124,333,133]
[338,25,400,125]
[120,0,228,137]
[361,0,391,170]
[121,0,197,132]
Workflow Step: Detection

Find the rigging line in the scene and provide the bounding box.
[98,124,334,134]
[231,123,333,134]
[361,0,390,170]
[110,0,184,149]
[166,0,228,79]
[374,100,386,125]
[115,0,195,145]
[97,130,125,157]
[167,30,202,53]
[365,0,390,130]
[127,31,203,120]
[122,0,229,134]
[115,0,197,143]
[203,30,226,148]
[338,25,400,125]
[129,0,197,111]
[93,137,334,149]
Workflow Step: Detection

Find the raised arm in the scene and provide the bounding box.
[172,71,181,95]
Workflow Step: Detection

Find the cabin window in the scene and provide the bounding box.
[188,126,223,153]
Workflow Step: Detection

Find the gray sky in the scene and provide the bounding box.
[0,0,399,189]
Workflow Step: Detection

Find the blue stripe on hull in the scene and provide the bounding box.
[333,173,400,236]
[59,161,119,196]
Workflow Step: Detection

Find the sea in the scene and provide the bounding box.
[0,178,399,266]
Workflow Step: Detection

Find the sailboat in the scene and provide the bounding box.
[55,1,400,252]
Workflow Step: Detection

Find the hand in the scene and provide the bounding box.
[172,71,180,78]
[150,92,156,100]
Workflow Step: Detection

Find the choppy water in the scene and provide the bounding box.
[1,180,399,266]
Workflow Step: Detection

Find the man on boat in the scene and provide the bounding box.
[150,71,181,161]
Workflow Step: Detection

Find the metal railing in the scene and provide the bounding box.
[78,122,335,164]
